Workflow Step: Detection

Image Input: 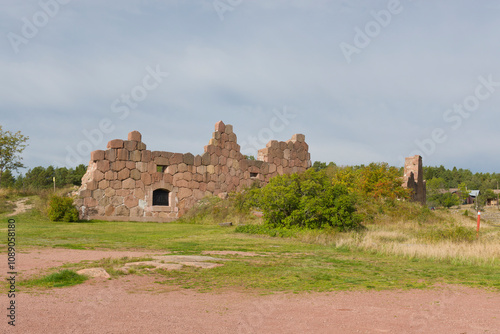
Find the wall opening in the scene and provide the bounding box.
[157,165,167,173]
[250,172,259,178]
[153,189,170,206]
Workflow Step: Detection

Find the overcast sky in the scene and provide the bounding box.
[2,0,500,174]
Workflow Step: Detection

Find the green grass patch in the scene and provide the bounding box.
[20,270,87,288]
[235,224,298,238]
[53,243,88,250]
[0,200,15,215]
[2,208,499,293]
[153,249,499,292]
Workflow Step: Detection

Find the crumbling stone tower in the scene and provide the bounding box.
[402,155,426,205]
[75,121,311,222]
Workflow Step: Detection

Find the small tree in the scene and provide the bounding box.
[356,163,410,200]
[457,182,469,204]
[0,125,29,187]
[0,170,16,188]
[437,192,460,208]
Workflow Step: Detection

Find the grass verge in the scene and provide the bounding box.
[20,270,87,288]
[1,208,498,292]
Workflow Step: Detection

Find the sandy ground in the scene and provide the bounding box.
[1,248,499,334]
[7,198,34,218]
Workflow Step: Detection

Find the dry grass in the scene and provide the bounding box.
[298,209,500,267]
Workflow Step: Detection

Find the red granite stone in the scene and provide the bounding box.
[105,149,117,162]
[141,150,152,163]
[107,139,124,149]
[124,140,137,151]
[124,195,139,208]
[91,150,105,161]
[128,131,142,142]
[96,160,110,172]
[116,149,129,160]
[215,120,225,133]
[122,178,136,189]
[117,168,130,180]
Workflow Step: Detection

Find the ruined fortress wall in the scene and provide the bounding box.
[402,155,426,205]
[75,121,311,222]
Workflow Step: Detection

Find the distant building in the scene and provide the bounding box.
[486,190,500,206]
[449,189,479,205]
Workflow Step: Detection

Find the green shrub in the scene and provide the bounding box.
[231,183,262,214]
[47,195,79,222]
[259,169,362,231]
[428,192,460,208]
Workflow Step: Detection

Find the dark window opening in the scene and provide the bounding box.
[153,189,170,206]
[157,165,167,173]
[250,172,259,178]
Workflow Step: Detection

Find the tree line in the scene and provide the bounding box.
[313,161,500,208]
[0,165,87,190]
[1,125,87,190]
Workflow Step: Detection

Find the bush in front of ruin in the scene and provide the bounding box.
[47,195,79,222]
[258,169,362,231]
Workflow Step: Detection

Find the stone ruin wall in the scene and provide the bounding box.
[402,155,426,205]
[75,121,311,222]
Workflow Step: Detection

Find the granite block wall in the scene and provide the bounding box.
[75,121,311,222]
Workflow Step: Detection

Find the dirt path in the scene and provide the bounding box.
[7,198,34,217]
[1,248,499,333]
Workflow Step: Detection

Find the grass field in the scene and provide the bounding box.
[2,203,499,293]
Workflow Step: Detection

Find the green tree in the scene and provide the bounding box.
[457,182,469,204]
[0,125,29,186]
[426,177,447,207]
[312,161,336,171]
[427,177,446,193]
[258,169,361,231]
[24,166,55,189]
[356,163,410,200]
[0,170,16,188]
[437,192,460,208]
[480,189,497,207]
[70,164,87,186]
